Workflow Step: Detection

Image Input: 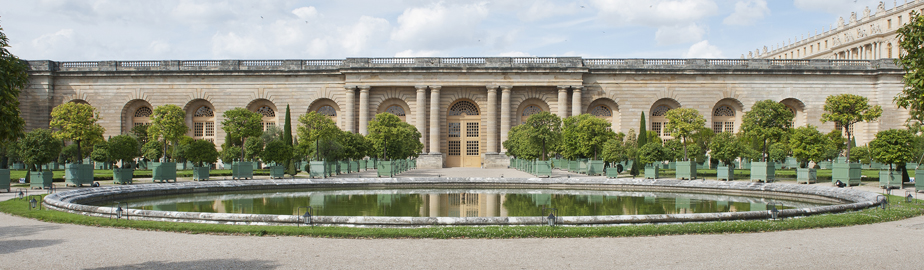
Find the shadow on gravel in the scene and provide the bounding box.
[0,239,65,254]
[0,225,61,238]
[86,259,279,270]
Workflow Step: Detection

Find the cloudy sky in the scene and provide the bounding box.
[0,0,896,60]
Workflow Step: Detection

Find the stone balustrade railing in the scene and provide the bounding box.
[27,57,901,73]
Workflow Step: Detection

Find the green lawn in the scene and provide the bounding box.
[2,194,919,238]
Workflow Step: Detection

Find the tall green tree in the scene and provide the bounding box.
[283,104,295,175]
[0,22,28,169]
[869,129,916,171]
[297,111,340,160]
[221,107,263,161]
[820,94,882,162]
[107,134,141,169]
[562,114,615,159]
[17,129,62,172]
[367,113,422,160]
[708,132,745,167]
[895,11,924,123]
[49,102,105,164]
[740,100,794,161]
[185,139,219,167]
[638,112,648,147]
[148,104,188,162]
[663,108,705,161]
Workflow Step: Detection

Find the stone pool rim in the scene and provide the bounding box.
[42,178,885,227]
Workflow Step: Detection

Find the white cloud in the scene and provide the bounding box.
[497,51,532,57]
[590,0,718,27]
[793,0,883,16]
[516,1,580,22]
[390,2,490,50]
[655,24,706,45]
[723,0,769,26]
[394,49,444,57]
[211,31,268,59]
[683,40,724,58]
[292,6,318,20]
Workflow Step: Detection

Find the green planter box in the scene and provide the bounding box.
[358,160,366,171]
[668,162,676,170]
[309,161,326,178]
[29,171,53,189]
[797,168,816,184]
[193,167,210,181]
[378,160,393,177]
[676,161,697,180]
[774,162,782,170]
[606,166,620,178]
[535,160,552,177]
[152,162,177,183]
[832,162,861,186]
[351,161,360,173]
[268,165,285,179]
[644,164,659,179]
[65,163,94,187]
[232,162,254,180]
[917,169,924,192]
[0,169,9,192]
[879,170,902,189]
[587,160,604,176]
[869,162,883,170]
[818,161,832,170]
[339,161,349,174]
[736,159,751,170]
[113,168,133,184]
[784,157,799,169]
[569,160,578,173]
[750,161,775,182]
[367,159,376,170]
[717,165,734,181]
[578,159,589,174]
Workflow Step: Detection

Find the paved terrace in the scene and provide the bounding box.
[1,168,923,269]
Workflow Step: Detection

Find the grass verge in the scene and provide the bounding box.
[2,195,922,239]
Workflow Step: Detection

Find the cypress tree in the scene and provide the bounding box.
[638,112,648,147]
[283,105,295,175]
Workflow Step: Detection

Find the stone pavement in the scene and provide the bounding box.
[1,168,923,269]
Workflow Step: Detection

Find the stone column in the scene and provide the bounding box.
[486,86,498,154]
[557,86,569,118]
[571,86,583,116]
[429,86,441,155]
[358,86,370,135]
[344,86,355,132]
[500,86,512,153]
[415,86,428,153]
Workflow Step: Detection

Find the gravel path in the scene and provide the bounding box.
[2,169,923,269]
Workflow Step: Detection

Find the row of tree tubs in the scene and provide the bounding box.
[306,158,416,178]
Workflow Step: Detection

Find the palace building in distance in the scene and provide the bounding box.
[19,1,920,169]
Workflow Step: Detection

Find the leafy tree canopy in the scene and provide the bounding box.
[49,102,105,163]
[244,136,263,162]
[870,129,916,169]
[366,113,422,160]
[222,107,263,161]
[297,112,340,160]
[820,94,882,162]
[524,112,562,160]
[185,139,219,167]
[261,139,294,165]
[895,11,924,122]
[561,114,615,159]
[107,134,141,168]
[0,22,28,147]
[740,100,794,161]
[17,128,62,172]
[789,125,828,168]
[708,132,745,166]
[148,104,188,161]
[638,142,668,165]
[664,108,705,160]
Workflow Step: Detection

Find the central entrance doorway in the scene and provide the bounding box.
[446,100,482,167]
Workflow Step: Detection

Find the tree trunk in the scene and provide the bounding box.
[762,138,768,162]
[845,125,852,162]
[241,137,247,162]
[682,137,688,161]
[76,140,83,164]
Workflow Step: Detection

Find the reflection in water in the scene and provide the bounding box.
[104,189,828,217]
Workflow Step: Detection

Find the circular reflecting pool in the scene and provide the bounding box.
[94,188,833,217]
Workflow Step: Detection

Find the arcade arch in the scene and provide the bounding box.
[121,99,153,135]
[446,99,481,168]
[185,99,216,143]
[516,99,549,125]
[650,99,681,138]
[587,98,619,131]
[376,98,410,122]
[247,99,278,131]
[308,99,340,127]
[779,98,806,128]
[711,99,743,133]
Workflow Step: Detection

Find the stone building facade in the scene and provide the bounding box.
[21,57,908,168]
[749,0,923,60]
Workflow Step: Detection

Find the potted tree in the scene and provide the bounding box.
[50,102,104,188]
[148,104,188,183]
[0,26,28,192]
[523,112,562,178]
[89,141,111,184]
[61,142,94,187]
[741,100,794,183]
[664,108,706,180]
[18,129,62,189]
[261,138,293,179]
[107,134,141,184]
[186,139,219,181]
[602,133,629,178]
[821,94,882,186]
[563,114,614,176]
[222,108,263,179]
[367,113,423,177]
[709,132,744,181]
[869,129,915,189]
[639,142,667,179]
[297,111,340,178]
[790,125,827,184]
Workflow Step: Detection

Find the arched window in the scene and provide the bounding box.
[256,106,276,131]
[712,105,735,133]
[133,107,152,127]
[520,105,541,124]
[590,105,612,117]
[193,106,215,143]
[651,105,672,137]
[448,101,479,116]
[385,105,406,116]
